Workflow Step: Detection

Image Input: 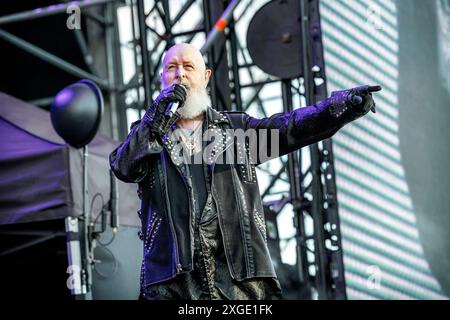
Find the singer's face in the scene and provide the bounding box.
[161,44,211,91]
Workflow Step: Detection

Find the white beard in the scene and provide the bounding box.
[177,86,211,119]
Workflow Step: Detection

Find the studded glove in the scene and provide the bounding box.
[142,84,187,139]
[328,85,382,118]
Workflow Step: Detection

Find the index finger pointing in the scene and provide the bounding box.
[368,85,382,93]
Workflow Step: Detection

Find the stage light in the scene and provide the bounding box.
[51,79,103,148]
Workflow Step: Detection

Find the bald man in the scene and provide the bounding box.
[110,43,381,300]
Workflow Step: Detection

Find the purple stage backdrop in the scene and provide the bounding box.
[0,92,140,227]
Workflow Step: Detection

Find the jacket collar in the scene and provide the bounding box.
[206,107,230,126]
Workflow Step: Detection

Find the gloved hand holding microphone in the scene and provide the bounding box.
[142,83,187,140]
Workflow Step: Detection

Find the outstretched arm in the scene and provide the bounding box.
[231,85,382,164]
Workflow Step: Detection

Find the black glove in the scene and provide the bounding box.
[142,84,187,139]
[329,85,382,118]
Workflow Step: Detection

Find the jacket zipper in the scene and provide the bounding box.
[161,152,183,273]
[210,135,236,279]
[174,161,195,270]
[245,149,253,182]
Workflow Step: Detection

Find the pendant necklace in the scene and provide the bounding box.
[179,121,202,154]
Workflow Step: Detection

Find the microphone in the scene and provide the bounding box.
[109,169,119,233]
[164,101,181,118]
[164,84,186,117]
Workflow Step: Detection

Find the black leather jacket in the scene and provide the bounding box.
[109,101,363,288]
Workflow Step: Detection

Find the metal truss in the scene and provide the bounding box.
[0,0,130,140]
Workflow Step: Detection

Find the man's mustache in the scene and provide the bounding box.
[172,80,190,90]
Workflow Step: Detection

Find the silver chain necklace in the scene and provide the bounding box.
[178,121,202,154]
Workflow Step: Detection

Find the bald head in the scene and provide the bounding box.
[162,43,207,74]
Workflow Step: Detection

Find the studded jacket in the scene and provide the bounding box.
[109,100,365,288]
